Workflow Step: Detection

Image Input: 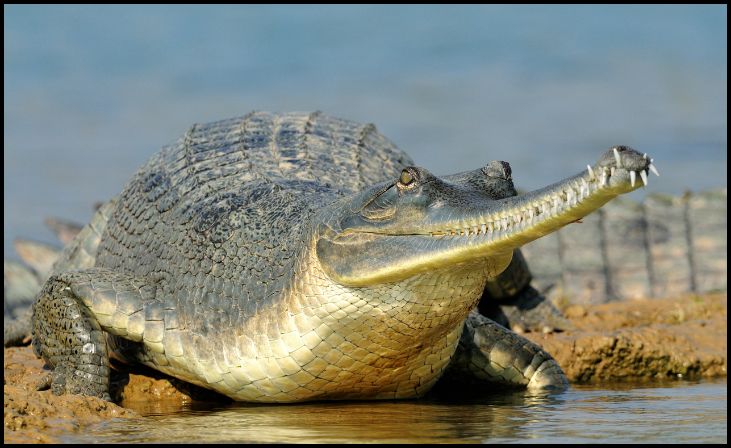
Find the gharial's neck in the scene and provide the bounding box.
[242,239,495,400]
[299,239,494,341]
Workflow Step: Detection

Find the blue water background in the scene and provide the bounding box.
[4,5,727,256]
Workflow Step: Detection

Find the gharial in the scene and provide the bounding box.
[8,112,660,402]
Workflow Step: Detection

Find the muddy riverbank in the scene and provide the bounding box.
[525,292,727,382]
[4,293,726,443]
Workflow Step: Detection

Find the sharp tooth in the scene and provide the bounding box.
[640,170,648,186]
[600,170,607,186]
[487,222,493,233]
[581,178,589,196]
[613,147,622,167]
[643,153,647,160]
[610,167,616,177]
[473,226,479,235]
[587,165,595,179]
[649,163,660,177]
[630,170,636,187]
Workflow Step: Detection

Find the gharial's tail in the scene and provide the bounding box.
[466,188,726,334]
[4,221,80,346]
[6,218,83,301]
[520,188,727,305]
[4,199,117,347]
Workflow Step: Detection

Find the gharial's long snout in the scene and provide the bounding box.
[429,145,659,247]
[318,146,659,287]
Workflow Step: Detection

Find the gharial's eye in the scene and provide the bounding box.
[399,169,414,186]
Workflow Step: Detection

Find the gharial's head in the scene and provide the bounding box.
[316,146,658,287]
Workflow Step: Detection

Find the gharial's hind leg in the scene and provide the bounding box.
[31,268,154,401]
[440,311,568,391]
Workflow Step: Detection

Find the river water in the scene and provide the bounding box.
[3,5,727,258]
[64,378,726,443]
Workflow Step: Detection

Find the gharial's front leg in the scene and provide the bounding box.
[440,311,568,391]
[31,268,154,401]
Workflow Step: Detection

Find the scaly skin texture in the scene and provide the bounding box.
[30,112,653,402]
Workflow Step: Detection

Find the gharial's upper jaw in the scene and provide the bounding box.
[326,146,662,243]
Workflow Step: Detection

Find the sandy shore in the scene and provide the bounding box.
[4,293,726,443]
[525,292,727,382]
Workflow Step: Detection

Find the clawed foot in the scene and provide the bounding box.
[34,371,52,391]
[46,364,112,402]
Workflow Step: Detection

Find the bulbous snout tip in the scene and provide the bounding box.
[599,145,649,172]
[593,146,659,188]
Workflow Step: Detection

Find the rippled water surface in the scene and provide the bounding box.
[64,378,727,444]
